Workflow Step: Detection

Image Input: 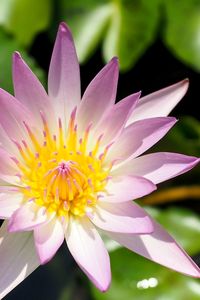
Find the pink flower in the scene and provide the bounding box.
[0,22,199,298]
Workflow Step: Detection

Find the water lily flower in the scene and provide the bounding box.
[0,22,199,298]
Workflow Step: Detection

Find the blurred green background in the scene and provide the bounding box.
[0,0,200,299]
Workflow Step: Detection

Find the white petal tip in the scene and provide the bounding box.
[136,90,142,98]
[111,56,118,61]
[110,56,119,66]
[190,271,200,278]
[94,277,111,292]
[39,255,52,265]
[196,157,200,164]
[182,78,189,85]
[168,116,178,124]
[36,248,52,265]
[178,78,189,94]
[175,78,189,90]
[189,157,200,167]
[151,184,157,193]
[13,51,22,60]
[99,284,110,293]
[175,262,200,278]
[59,22,71,34]
[57,22,75,44]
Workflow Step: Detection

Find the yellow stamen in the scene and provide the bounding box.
[15,111,113,220]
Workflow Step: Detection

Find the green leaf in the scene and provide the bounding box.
[163,0,200,71]
[92,247,200,300]
[103,0,160,71]
[60,0,112,63]
[60,0,160,70]
[0,29,45,93]
[0,0,52,46]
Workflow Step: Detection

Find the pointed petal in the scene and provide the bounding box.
[48,22,81,120]
[101,175,156,202]
[77,57,119,132]
[91,201,153,234]
[8,203,47,232]
[13,52,54,123]
[106,117,177,162]
[127,79,189,124]
[93,92,140,145]
[0,88,34,140]
[0,193,22,219]
[34,218,64,264]
[106,218,200,277]
[112,153,200,184]
[0,221,39,299]
[66,217,111,291]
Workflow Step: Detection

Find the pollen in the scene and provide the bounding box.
[12,109,112,220]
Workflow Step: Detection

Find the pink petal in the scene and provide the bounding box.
[66,217,111,291]
[0,221,39,299]
[34,218,64,264]
[0,147,18,175]
[101,175,156,202]
[48,22,81,121]
[127,79,189,124]
[106,117,177,162]
[93,92,140,145]
[106,218,200,277]
[91,201,153,234]
[0,125,18,155]
[113,152,200,184]
[0,193,22,219]
[76,57,118,133]
[8,203,47,232]
[13,52,54,124]
[0,88,34,140]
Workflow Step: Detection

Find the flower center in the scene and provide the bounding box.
[12,109,113,219]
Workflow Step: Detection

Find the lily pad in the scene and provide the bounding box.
[60,0,160,70]
[103,0,160,71]
[163,0,200,71]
